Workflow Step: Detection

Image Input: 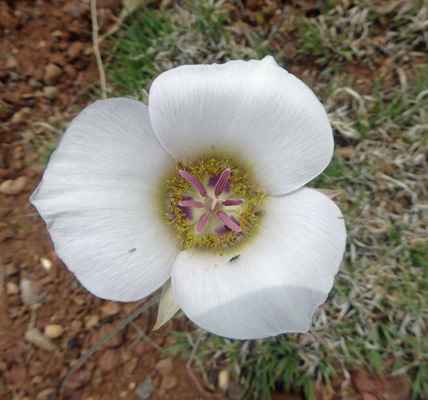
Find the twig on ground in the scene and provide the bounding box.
[91,0,107,99]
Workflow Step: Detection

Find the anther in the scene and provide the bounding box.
[195,213,210,234]
[214,169,230,196]
[179,200,204,208]
[217,211,241,232]
[179,170,207,197]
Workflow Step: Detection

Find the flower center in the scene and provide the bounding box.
[161,156,265,251]
[178,168,244,234]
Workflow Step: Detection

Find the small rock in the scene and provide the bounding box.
[43,86,59,99]
[29,78,43,88]
[155,358,173,376]
[25,328,57,351]
[96,323,122,347]
[64,64,77,79]
[339,147,354,159]
[4,263,18,276]
[160,375,178,391]
[72,295,85,305]
[99,349,121,373]
[101,301,119,316]
[136,379,154,400]
[218,369,230,392]
[66,369,92,389]
[20,278,44,305]
[44,324,64,339]
[71,320,83,332]
[6,282,20,295]
[43,63,62,85]
[85,314,99,329]
[2,92,21,105]
[67,41,85,59]
[8,294,22,306]
[36,387,56,400]
[0,176,27,195]
[5,56,19,70]
[40,257,53,271]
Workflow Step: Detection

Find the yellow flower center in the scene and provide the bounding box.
[161,156,266,251]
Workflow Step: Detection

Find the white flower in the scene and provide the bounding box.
[31,56,346,340]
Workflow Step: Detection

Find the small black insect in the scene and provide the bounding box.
[229,255,240,262]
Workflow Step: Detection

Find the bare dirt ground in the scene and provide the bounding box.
[0,1,227,399]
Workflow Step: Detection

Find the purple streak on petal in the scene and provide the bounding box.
[208,174,231,194]
[195,213,210,234]
[223,198,245,206]
[178,196,194,220]
[179,170,207,197]
[216,211,241,232]
[179,200,204,208]
[214,169,230,196]
[215,225,230,235]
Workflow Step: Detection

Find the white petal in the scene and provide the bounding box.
[171,188,346,339]
[149,56,333,195]
[31,98,178,301]
[153,278,180,330]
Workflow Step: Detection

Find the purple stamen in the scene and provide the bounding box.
[222,198,245,207]
[179,170,207,197]
[214,169,230,196]
[195,213,210,234]
[217,211,241,232]
[179,200,204,208]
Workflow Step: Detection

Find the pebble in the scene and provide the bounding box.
[20,278,44,305]
[6,282,20,295]
[5,56,19,70]
[160,375,178,391]
[43,85,59,99]
[64,64,77,79]
[0,176,27,195]
[36,388,56,400]
[155,357,173,375]
[29,77,43,88]
[4,263,18,277]
[72,295,85,305]
[67,41,85,59]
[25,328,57,351]
[101,301,119,316]
[99,349,121,373]
[85,314,99,329]
[136,379,154,400]
[218,369,230,392]
[43,63,62,85]
[44,324,64,339]
[97,323,122,347]
[40,257,53,271]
